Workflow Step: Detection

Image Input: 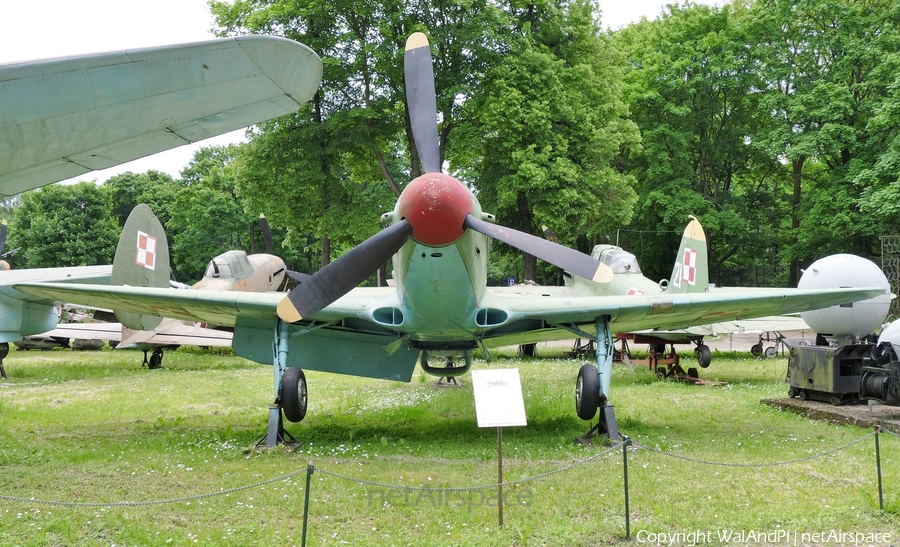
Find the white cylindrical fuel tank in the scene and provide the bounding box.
[798,254,892,337]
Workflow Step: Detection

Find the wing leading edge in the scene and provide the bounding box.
[13,281,885,340]
[0,35,323,197]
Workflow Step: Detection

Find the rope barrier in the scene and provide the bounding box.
[631,432,876,468]
[0,427,894,507]
[315,441,623,491]
[0,467,310,508]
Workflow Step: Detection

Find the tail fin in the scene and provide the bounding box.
[667,215,709,293]
[111,204,170,330]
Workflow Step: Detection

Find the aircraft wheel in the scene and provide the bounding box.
[798,390,807,400]
[751,343,762,356]
[788,387,800,398]
[695,344,711,368]
[575,364,599,421]
[281,367,308,423]
[764,346,778,359]
[0,342,8,360]
[148,348,164,369]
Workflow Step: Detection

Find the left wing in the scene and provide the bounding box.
[0,265,111,302]
[0,35,322,197]
[13,282,884,341]
[37,319,233,348]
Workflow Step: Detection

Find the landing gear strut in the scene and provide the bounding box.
[0,342,8,379]
[570,317,620,441]
[259,319,303,448]
[141,348,165,369]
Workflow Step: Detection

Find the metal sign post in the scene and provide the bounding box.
[471,368,527,527]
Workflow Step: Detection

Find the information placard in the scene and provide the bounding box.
[471,368,527,428]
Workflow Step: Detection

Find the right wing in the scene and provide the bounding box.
[0,35,322,197]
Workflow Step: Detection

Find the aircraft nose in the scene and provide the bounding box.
[397,172,473,246]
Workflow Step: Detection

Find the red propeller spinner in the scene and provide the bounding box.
[397,172,473,247]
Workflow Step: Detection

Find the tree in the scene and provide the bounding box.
[614,2,780,285]
[210,0,508,274]
[106,170,181,228]
[745,0,900,284]
[7,183,118,268]
[453,0,640,281]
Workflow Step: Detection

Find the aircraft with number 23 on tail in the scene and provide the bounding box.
[14,33,887,442]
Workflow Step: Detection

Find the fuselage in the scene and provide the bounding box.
[195,250,286,292]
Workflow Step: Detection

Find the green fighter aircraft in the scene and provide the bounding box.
[15,33,887,442]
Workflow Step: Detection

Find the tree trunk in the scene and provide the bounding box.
[788,156,805,288]
[517,192,537,282]
[321,233,331,269]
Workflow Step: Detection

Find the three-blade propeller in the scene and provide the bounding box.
[276,32,612,323]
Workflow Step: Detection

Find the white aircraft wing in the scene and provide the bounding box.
[0,35,322,197]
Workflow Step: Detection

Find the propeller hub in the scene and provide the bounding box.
[398,173,473,246]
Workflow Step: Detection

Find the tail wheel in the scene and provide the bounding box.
[281,367,308,423]
[575,364,600,421]
[695,344,711,368]
[148,348,164,369]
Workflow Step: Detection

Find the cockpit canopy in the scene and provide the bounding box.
[591,245,642,274]
[204,250,252,280]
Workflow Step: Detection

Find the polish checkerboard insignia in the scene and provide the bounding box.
[682,248,697,285]
[135,231,157,270]
[626,287,644,296]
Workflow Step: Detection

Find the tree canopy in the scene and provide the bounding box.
[3,0,899,302]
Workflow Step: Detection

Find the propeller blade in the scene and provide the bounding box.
[277,220,413,322]
[404,32,441,174]
[260,214,274,254]
[286,270,310,283]
[464,214,613,283]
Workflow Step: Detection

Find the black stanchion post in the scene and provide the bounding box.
[498,426,503,527]
[874,426,884,512]
[302,463,315,547]
[623,436,631,540]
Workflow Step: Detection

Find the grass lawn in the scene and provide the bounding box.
[0,344,897,546]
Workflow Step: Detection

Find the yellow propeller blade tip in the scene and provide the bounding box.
[405,32,429,51]
[277,298,303,323]
[592,263,614,284]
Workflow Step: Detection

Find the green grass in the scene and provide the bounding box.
[0,344,897,546]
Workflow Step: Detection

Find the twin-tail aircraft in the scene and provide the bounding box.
[14,33,887,443]
[41,215,290,368]
[0,35,321,376]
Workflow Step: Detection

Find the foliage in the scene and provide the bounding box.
[7,183,118,268]
[165,146,260,283]
[614,3,782,284]
[105,170,181,228]
[6,0,900,290]
[452,0,640,280]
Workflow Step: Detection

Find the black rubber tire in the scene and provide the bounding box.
[695,344,711,368]
[148,349,163,370]
[575,364,600,421]
[764,346,778,359]
[281,367,308,423]
[751,343,762,356]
